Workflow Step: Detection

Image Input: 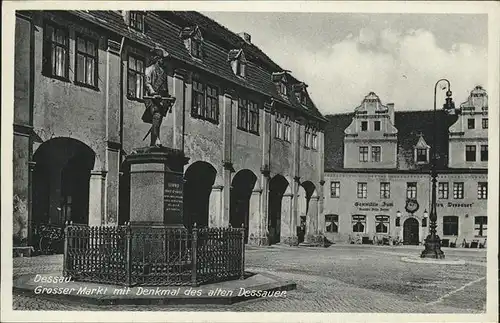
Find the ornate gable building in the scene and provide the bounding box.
[13,10,326,253]
[323,87,488,246]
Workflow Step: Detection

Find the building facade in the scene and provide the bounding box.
[13,10,326,251]
[323,87,488,246]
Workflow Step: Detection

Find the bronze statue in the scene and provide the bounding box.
[142,48,175,147]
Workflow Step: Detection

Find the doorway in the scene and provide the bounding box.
[230,169,257,243]
[403,218,419,245]
[268,174,289,245]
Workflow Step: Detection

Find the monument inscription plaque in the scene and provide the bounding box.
[163,171,184,226]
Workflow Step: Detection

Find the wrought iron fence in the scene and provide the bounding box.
[32,223,65,254]
[63,222,245,287]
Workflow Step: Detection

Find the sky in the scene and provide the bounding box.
[202,12,488,115]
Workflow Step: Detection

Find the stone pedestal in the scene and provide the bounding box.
[124,147,189,227]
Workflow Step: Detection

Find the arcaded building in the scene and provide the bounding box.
[13,10,326,251]
[323,87,488,246]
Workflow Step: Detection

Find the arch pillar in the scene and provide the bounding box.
[249,170,270,246]
[281,192,298,246]
[89,170,106,226]
[318,180,326,235]
[247,188,261,244]
[305,195,320,243]
[210,185,223,227]
[222,162,234,227]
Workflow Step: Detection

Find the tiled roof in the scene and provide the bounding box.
[324,110,459,171]
[324,113,354,171]
[67,10,325,122]
[396,110,458,171]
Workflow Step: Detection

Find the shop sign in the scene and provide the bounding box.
[437,202,474,208]
[354,201,393,212]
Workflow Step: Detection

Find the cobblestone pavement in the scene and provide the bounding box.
[12,244,487,313]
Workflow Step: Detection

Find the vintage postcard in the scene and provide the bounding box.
[1,1,499,322]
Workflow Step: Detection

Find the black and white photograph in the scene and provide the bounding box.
[2,1,498,322]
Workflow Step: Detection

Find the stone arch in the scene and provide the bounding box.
[230,169,258,243]
[268,174,289,244]
[184,161,217,228]
[32,137,96,232]
[301,181,316,213]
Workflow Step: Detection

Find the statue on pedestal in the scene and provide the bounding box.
[141,48,176,147]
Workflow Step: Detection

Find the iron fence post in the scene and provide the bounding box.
[125,222,132,287]
[191,223,198,286]
[240,223,245,280]
[63,221,69,276]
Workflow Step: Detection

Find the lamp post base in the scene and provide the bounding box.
[420,234,445,259]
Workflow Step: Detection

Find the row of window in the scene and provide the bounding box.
[43,23,99,88]
[359,146,429,163]
[358,118,488,132]
[305,126,319,149]
[465,145,488,162]
[330,181,488,200]
[43,22,317,139]
[274,114,318,149]
[237,98,260,134]
[442,216,487,236]
[360,120,381,131]
[358,146,382,162]
[325,214,488,237]
[358,145,487,164]
[325,214,391,233]
[275,113,291,142]
[192,80,219,123]
[467,118,488,130]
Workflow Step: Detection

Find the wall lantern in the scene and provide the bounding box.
[395,210,401,227]
[422,209,428,227]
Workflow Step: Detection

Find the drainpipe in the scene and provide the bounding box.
[118,36,126,159]
[117,36,127,225]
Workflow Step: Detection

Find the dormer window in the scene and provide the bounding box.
[272,71,289,96]
[279,81,287,96]
[414,134,430,164]
[416,149,427,162]
[292,82,309,106]
[191,39,202,58]
[129,12,145,32]
[228,49,246,78]
[300,93,307,105]
[180,26,204,60]
[235,60,245,77]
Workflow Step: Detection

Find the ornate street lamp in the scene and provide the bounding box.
[421,79,455,259]
[396,210,401,227]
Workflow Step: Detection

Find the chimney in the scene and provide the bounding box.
[387,103,395,124]
[238,32,251,43]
